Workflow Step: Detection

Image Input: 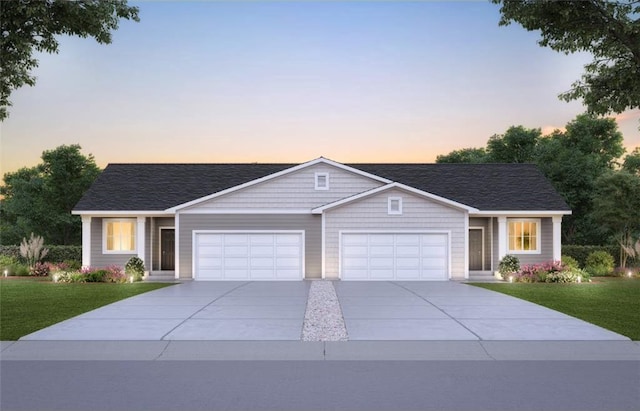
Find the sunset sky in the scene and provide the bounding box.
[1,1,638,175]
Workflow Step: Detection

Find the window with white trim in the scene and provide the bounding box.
[508,219,540,253]
[315,172,329,190]
[388,197,402,215]
[103,219,136,253]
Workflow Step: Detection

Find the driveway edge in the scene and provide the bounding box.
[1,340,639,361]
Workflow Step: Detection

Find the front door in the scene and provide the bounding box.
[160,229,175,271]
[468,229,483,271]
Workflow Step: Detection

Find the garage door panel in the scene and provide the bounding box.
[341,233,448,280]
[195,232,303,280]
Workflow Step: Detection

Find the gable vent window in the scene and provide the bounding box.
[388,197,403,215]
[315,172,329,190]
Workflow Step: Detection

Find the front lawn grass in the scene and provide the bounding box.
[472,278,640,340]
[0,278,174,340]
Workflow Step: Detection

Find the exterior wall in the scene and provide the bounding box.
[492,217,553,270]
[178,214,321,279]
[183,163,384,211]
[324,188,467,280]
[90,217,139,268]
[469,217,491,272]
[150,217,175,271]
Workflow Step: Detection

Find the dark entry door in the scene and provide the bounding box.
[161,229,175,271]
[468,229,483,271]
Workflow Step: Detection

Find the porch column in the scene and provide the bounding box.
[81,216,91,268]
[552,216,562,262]
[137,216,146,266]
[497,216,508,261]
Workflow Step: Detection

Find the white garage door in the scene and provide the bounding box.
[341,233,448,280]
[194,232,303,280]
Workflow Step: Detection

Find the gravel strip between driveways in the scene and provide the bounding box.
[302,280,348,341]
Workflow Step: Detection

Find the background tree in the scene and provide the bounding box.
[435,147,488,164]
[492,0,640,118]
[622,147,640,175]
[486,126,541,163]
[591,171,640,268]
[535,114,625,244]
[0,145,101,245]
[0,0,139,120]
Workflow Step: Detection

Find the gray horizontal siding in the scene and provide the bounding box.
[178,214,321,279]
[324,188,467,280]
[90,217,137,268]
[492,217,553,270]
[183,163,384,211]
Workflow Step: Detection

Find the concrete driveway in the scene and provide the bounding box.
[20,280,627,341]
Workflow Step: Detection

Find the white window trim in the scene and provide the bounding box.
[508,218,541,254]
[388,197,403,215]
[102,218,137,254]
[315,172,329,190]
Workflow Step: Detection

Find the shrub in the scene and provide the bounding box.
[0,245,82,265]
[611,267,639,277]
[85,270,108,283]
[561,255,580,270]
[498,255,520,279]
[562,245,619,267]
[62,259,82,271]
[104,265,126,283]
[125,257,145,281]
[20,233,49,268]
[56,271,87,283]
[585,250,615,276]
[30,262,50,277]
[545,268,587,283]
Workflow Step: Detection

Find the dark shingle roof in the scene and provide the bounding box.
[74,162,569,212]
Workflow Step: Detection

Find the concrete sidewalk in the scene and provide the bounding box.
[2,340,639,361]
[18,280,630,341]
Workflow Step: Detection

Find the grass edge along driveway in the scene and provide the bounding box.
[472,278,640,340]
[0,278,174,341]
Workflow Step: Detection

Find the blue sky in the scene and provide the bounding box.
[1,1,638,174]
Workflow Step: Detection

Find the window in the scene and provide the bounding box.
[508,219,540,253]
[315,172,329,190]
[388,197,402,215]
[104,219,136,253]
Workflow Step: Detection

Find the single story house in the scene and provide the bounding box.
[73,157,570,281]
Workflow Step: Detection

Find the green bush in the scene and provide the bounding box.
[585,250,615,276]
[0,245,81,265]
[63,260,82,271]
[85,270,108,283]
[125,257,145,281]
[0,255,29,276]
[561,255,580,269]
[562,245,619,267]
[498,255,520,278]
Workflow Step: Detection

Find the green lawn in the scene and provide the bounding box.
[0,278,174,340]
[472,278,640,340]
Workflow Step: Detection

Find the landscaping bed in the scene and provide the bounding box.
[0,278,174,340]
[472,278,640,340]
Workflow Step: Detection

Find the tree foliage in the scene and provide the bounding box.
[492,0,640,117]
[0,0,139,120]
[623,147,640,175]
[591,171,640,267]
[486,126,541,163]
[0,145,101,245]
[435,113,626,245]
[436,147,488,164]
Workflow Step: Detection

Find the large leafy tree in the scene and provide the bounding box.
[0,0,139,120]
[0,145,101,245]
[535,114,625,244]
[622,147,640,175]
[436,147,488,164]
[486,126,541,163]
[492,0,640,118]
[591,171,640,267]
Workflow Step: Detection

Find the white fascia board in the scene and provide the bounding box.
[312,182,479,214]
[180,208,311,214]
[72,210,174,216]
[470,210,572,216]
[166,157,393,212]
